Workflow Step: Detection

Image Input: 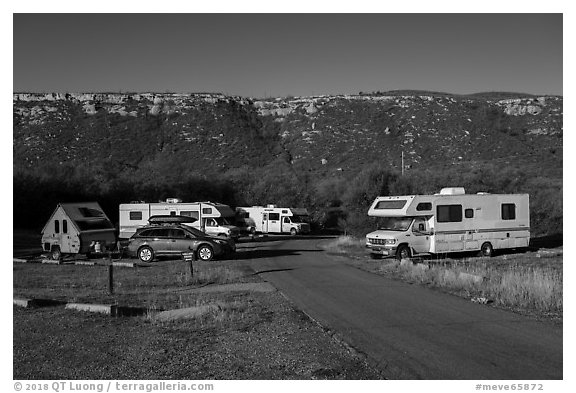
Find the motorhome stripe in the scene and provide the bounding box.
[435,227,529,235]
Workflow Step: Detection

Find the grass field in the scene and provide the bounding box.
[13,258,255,310]
[322,236,563,320]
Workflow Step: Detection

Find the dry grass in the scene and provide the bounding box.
[323,236,563,317]
[13,258,256,310]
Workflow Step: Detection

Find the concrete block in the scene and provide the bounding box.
[65,303,117,315]
[154,303,223,321]
[41,259,61,264]
[112,261,136,268]
[74,261,96,266]
[13,298,33,308]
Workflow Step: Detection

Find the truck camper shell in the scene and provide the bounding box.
[366,188,530,259]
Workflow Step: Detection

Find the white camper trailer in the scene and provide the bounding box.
[236,205,311,235]
[119,200,240,240]
[365,187,530,259]
[41,202,116,260]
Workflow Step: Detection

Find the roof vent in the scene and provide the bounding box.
[439,187,465,195]
[166,198,182,203]
[266,204,277,208]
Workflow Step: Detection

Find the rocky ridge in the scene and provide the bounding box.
[13,91,563,177]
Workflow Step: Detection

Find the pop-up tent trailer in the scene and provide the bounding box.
[41,202,116,260]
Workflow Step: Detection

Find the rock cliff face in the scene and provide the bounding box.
[13,91,563,177]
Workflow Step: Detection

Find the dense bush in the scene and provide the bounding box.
[14,158,562,239]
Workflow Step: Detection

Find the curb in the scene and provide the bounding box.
[14,297,147,317]
[112,261,136,268]
[74,261,96,266]
[65,303,116,314]
[13,298,33,307]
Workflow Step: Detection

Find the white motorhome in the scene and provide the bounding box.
[365,187,530,259]
[236,205,311,235]
[119,200,240,240]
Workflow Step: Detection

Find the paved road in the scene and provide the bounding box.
[238,236,563,380]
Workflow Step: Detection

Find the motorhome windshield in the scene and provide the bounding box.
[376,216,414,231]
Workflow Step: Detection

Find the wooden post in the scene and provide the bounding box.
[108,263,114,295]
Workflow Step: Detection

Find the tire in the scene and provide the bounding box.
[290,228,297,236]
[250,227,256,235]
[138,246,154,263]
[51,246,62,261]
[196,244,214,262]
[396,245,411,260]
[480,242,494,257]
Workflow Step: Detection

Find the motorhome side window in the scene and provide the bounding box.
[180,211,199,219]
[130,211,142,220]
[416,202,432,211]
[202,208,212,214]
[502,204,516,220]
[54,220,60,233]
[62,220,68,234]
[437,205,462,222]
[375,200,407,209]
[465,209,474,218]
[269,213,280,221]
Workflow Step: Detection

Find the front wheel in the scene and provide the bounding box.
[196,244,214,262]
[480,242,494,257]
[396,245,411,260]
[138,246,154,263]
[290,228,297,236]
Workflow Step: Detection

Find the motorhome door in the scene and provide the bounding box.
[267,212,281,232]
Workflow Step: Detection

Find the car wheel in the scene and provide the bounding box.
[51,246,62,261]
[138,246,154,263]
[397,245,411,260]
[480,242,494,257]
[197,244,214,262]
[250,227,256,235]
[290,228,297,236]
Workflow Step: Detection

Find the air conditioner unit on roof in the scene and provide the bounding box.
[439,187,466,195]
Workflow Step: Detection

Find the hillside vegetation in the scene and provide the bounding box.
[13,91,562,237]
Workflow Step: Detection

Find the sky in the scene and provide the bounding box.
[13,13,563,97]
